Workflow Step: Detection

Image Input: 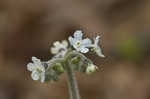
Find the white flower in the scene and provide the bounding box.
[51,40,68,55]
[68,30,92,53]
[91,36,105,57]
[86,64,98,74]
[27,57,45,83]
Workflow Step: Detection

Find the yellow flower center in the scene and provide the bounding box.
[36,66,42,72]
[75,41,81,47]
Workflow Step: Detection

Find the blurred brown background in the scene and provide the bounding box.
[0,0,150,99]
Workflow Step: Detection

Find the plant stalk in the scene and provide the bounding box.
[65,62,81,99]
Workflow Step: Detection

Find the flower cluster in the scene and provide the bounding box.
[68,30,105,57]
[27,30,104,83]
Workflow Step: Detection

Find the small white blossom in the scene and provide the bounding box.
[91,36,105,57]
[51,40,68,55]
[27,57,45,83]
[86,64,98,74]
[68,30,92,53]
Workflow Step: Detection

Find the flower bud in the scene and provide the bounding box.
[52,63,64,74]
[86,64,98,74]
[71,56,81,64]
[44,70,59,82]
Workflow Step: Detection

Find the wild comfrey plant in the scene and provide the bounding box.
[27,30,105,99]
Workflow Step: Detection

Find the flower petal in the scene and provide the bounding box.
[32,57,41,64]
[53,41,60,46]
[68,36,74,45]
[62,40,68,47]
[27,63,35,71]
[74,30,83,40]
[94,36,100,45]
[31,71,40,80]
[39,65,45,72]
[51,47,59,54]
[80,47,89,53]
[40,72,45,83]
[96,47,105,57]
[81,38,92,47]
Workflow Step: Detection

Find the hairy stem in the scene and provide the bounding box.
[65,61,81,99]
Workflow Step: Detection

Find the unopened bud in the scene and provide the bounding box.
[86,64,98,74]
[71,56,81,64]
[53,63,64,74]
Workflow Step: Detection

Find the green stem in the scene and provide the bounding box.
[65,61,81,99]
[64,50,92,99]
